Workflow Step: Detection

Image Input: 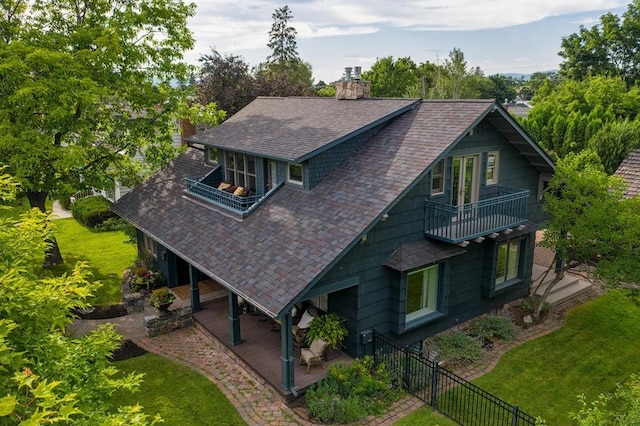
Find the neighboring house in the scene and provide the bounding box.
[614,149,640,198]
[112,78,554,394]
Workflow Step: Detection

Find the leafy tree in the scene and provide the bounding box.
[196,50,257,118]
[0,171,157,424]
[572,374,640,425]
[533,151,640,319]
[559,0,640,85]
[361,56,418,98]
[479,74,518,103]
[0,0,196,264]
[588,119,640,174]
[430,48,484,99]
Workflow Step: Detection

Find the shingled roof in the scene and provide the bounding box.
[615,149,640,198]
[112,99,505,317]
[187,97,418,162]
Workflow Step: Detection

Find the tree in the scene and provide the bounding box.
[0,171,157,424]
[196,50,257,118]
[266,5,298,65]
[254,5,313,96]
[532,151,640,319]
[572,374,640,425]
[559,0,640,85]
[361,56,418,98]
[0,0,196,264]
[430,48,485,99]
[479,74,518,103]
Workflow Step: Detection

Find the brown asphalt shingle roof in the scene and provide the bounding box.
[112,99,497,317]
[615,149,640,198]
[187,97,418,162]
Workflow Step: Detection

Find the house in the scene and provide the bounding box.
[111,77,554,396]
[614,149,640,198]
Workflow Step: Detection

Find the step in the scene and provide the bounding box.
[531,265,592,306]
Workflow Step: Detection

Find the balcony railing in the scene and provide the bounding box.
[425,186,529,244]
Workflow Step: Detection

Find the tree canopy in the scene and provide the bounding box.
[0,171,156,424]
[559,0,640,86]
[0,0,196,263]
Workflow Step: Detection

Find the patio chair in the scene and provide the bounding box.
[299,338,328,373]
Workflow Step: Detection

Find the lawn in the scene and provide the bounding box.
[393,407,459,425]
[52,217,136,306]
[110,353,246,425]
[472,290,640,425]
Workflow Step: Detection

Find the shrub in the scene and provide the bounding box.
[425,330,485,366]
[305,356,401,424]
[71,195,117,228]
[467,315,520,342]
[94,217,132,233]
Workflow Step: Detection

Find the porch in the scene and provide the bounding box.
[177,290,352,399]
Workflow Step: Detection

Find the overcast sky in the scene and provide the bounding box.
[185,1,629,83]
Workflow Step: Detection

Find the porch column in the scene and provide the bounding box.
[280,313,295,391]
[188,265,201,312]
[228,292,242,346]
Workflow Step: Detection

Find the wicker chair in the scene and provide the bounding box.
[299,338,328,372]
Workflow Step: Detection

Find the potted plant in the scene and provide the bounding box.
[149,287,176,313]
[305,312,348,360]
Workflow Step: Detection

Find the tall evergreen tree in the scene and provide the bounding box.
[266,5,299,65]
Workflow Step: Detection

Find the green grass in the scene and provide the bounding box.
[393,406,459,425]
[52,217,136,305]
[111,353,246,425]
[472,291,640,425]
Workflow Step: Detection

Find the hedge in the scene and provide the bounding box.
[71,195,118,228]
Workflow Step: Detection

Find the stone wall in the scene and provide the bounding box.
[144,307,193,337]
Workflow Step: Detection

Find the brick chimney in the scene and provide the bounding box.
[180,118,196,146]
[335,66,371,100]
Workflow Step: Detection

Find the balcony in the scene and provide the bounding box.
[184,166,278,218]
[425,186,530,244]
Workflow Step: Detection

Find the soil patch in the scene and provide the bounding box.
[73,304,127,319]
[110,339,148,362]
[507,303,547,328]
[288,396,310,422]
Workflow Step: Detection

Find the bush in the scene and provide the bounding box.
[467,315,520,342]
[71,195,117,228]
[425,330,485,366]
[305,356,401,424]
[94,217,133,233]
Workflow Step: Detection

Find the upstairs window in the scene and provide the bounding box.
[431,159,445,195]
[225,152,256,192]
[207,147,218,164]
[142,233,157,258]
[486,151,499,185]
[288,163,303,185]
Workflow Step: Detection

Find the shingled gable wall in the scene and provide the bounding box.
[309,116,541,357]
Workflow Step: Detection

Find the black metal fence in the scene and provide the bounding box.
[372,331,538,426]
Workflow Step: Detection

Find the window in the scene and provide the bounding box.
[225,152,256,191]
[142,233,157,258]
[207,147,218,164]
[486,151,499,185]
[406,264,440,322]
[288,163,303,185]
[431,159,444,195]
[495,239,522,286]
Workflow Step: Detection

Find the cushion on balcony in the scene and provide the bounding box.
[218,182,232,190]
[233,186,247,196]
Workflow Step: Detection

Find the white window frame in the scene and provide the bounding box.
[207,147,218,165]
[495,238,522,287]
[406,264,440,322]
[142,233,157,258]
[287,163,303,186]
[431,159,445,195]
[486,151,499,185]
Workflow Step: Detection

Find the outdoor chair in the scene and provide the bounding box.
[299,338,327,372]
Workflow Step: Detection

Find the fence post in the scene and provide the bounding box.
[430,362,439,409]
[372,330,377,365]
[512,404,519,426]
[403,346,411,391]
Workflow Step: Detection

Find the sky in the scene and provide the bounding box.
[185,1,630,84]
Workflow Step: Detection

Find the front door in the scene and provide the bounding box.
[452,155,479,219]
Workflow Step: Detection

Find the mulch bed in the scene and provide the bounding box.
[110,339,148,362]
[73,304,127,319]
[507,303,548,328]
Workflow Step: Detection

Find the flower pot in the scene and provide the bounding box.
[156,302,173,313]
